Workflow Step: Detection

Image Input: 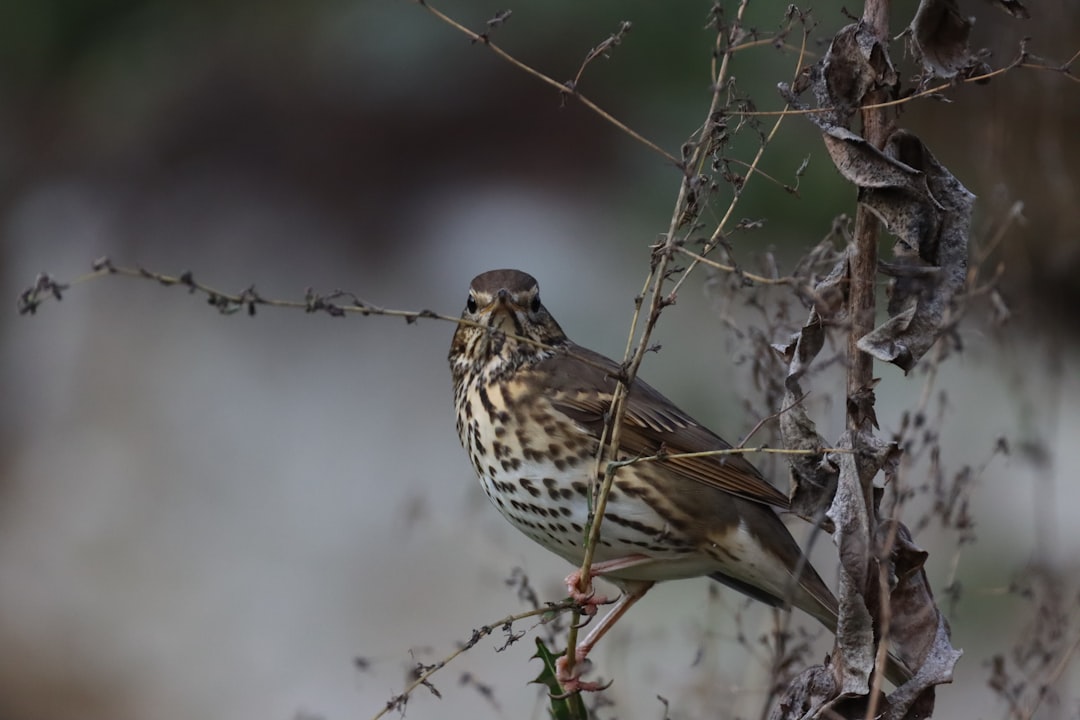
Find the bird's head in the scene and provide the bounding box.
[449,269,567,381]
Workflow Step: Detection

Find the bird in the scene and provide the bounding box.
[448,268,908,693]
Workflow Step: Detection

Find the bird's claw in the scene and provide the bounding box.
[563,570,612,616]
[552,654,613,697]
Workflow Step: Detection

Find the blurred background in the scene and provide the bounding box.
[2,1,1079,718]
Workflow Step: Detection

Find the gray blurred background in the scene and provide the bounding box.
[2,2,1079,719]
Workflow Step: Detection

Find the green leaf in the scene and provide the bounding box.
[531,638,589,720]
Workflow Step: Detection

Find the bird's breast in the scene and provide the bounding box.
[455,374,710,569]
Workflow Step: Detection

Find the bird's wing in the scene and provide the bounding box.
[547,344,791,510]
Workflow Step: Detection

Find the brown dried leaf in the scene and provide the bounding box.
[827,432,876,694]
[774,115,972,374]
[813,22,896,128]
[767,664,839,720]
[823,23,896,118]
[779,21,897,130]
[846,377,881,431]
[782,399,839,525]
[905,0,994,80]
[878,521,963,673]
[827,432,905,694]
[781,15,975,376]
[822,127,935,196]
[873,522,962,718]
[856,131,973,371]
[774,253,848,522]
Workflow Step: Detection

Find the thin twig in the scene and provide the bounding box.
[608,444,854,472]
[570,20,633,90]
[414,1,677,165]
[731,53,1078,117]
[668,13,810,299]
[675,246,794,285]
[16,260,635,378]
[370,602,575,720]
[1017,631,1080,720]
[565,0,759,681]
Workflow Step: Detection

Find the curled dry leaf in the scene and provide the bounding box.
[774,253,848,523]
[846,376,881,431]
[811,128,972,373]
[779,390,839,526]
[905,0,995,81]
[876,522,963,719]
[780,20,974,374]
[790,22,897,128]
[767,663,839,720]
[827,431,895,695]
[856,131,974,372]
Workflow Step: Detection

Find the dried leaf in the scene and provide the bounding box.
[828,432,876,694]
[905,0,994,80]
[822,127,936,198]
[767,664,839,720]
[780,12,976,376]
[781,77,974,374]
[780,395,839,525]
[856,131,973,371]
[846,377,881,431]
[775,253,849,522]
[826,432,907,694]
[780,22,897,129]
[876,522,963,720]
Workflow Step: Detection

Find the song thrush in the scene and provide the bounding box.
[449,269,908,692]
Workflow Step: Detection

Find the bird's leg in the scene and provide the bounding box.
[563,553,653,615]
[555,579,654,694]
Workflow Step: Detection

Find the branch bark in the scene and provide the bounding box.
[846,0,890,438]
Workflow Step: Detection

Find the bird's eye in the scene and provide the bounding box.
[466,295,478,313]
[530,295,541,313]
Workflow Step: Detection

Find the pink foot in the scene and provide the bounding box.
[554,652,610,694]
[563,569,611,616]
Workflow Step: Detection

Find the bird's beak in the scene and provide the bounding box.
[491,288,526,312]
[487,288,524,332]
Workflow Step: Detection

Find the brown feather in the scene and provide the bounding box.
[547,342,792,509]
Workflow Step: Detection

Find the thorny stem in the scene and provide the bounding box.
[565,0,756,685]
